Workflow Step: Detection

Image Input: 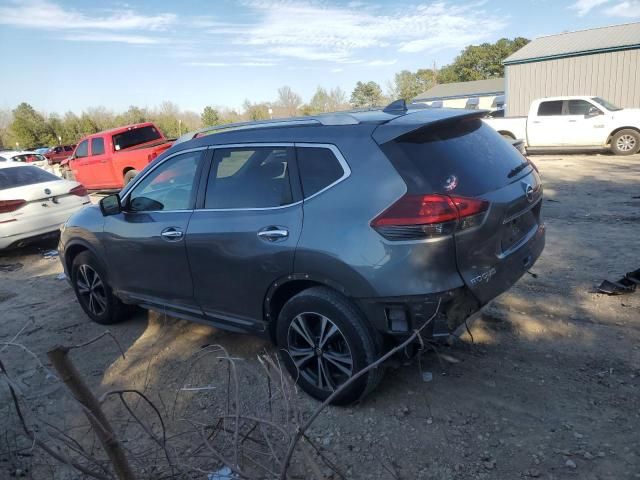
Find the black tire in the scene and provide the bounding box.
[71,251,132,325]
[124,169,139,184]
[610,129,640,156]
[276,287,384,405]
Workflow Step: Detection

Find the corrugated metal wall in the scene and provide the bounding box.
[505,49,640,115]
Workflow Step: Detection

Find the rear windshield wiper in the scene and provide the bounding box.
[508,161,531,178]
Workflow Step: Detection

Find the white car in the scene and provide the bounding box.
[0,150,50,167]
[484,96,640,155]
[0,163,90,250]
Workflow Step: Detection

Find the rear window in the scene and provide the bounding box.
[0,166,59,189]
[297,147,344,197]
[113,126,162,151]
[380,119,529,197]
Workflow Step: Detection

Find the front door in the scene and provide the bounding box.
[88,136,116,188]
[103,149,206,315]
[186,145,302,333]
[562,100,607,146]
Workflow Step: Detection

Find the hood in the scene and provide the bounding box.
[611,108,640,121]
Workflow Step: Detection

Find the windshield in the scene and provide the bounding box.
[591,97,622,111]
[112,126,162,151]
[0,166,59,189]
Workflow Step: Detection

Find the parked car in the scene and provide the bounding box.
[34,147,50,155]
[0,164,90,250]
[59,105,545,403]
[0,151,49,168]
[61,123,173,190]
[45,145,76,164]
[484,96,640,155]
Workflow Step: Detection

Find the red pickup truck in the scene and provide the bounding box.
[62,123,173,190]
[45,144,76,164]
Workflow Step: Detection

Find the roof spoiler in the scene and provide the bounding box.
[372,109,488,144]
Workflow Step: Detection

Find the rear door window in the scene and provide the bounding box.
[91,137,105,155]
[75,140,89,158]
[0,166,59,189]
[379,119,529,197]
[205,147,294,209]
[537,101,563,116]
[296,147,345,198]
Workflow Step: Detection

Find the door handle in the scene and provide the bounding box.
[568,120,577,123]
[257,227,289,241]
[161,227,184,241]
[532,120,541,124]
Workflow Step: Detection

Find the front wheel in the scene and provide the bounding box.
[124,169,139,185]
[71,251,133,325]
[276,287,383,404]
[611,129,640,155]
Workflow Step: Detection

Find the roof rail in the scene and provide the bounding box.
[174,113,361,145]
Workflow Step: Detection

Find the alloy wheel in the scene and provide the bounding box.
[76,264,107,316]
[287,312,353,392]
[617,134,636,152]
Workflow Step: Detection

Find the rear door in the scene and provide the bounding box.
[378,118,545,305]
[102,148,206,314]
[186,144,302,333]
[527,100,565,146]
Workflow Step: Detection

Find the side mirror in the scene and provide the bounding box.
[99,194,122,216]
[586,107,602,118]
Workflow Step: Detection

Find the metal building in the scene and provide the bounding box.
[504,22,640,116]
[412,78,504,110]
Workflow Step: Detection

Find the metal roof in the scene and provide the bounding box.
[413,78,504,102]
[504,22,640,65]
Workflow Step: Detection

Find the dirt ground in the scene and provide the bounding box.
[1,153,639,479]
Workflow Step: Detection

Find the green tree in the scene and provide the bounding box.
[438,37,529,83]
[242,100,270,121]
[116,105,148,125]
[201,106,221,127]
[303,86,349,115]
[392,69,437,101]
[350,81,384,108]
[9,102,56,148]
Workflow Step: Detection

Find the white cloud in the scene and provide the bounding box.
[0,0,175,31]
[237,1,506,62]
[568,0,611,16]
[63,33,165,45]
[604,0,640,17]
[185,61,278,67]
[364,60,398,67]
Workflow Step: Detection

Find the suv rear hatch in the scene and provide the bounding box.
[373,111,545,305]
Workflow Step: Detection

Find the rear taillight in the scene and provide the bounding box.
[371,194,488,240]
[148,151,158,163]
[69,185,88,197]
[0,199,27,214]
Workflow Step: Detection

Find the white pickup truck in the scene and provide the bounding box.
[484,96,640,155]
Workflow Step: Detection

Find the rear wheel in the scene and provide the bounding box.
[71,251,133,325]
[276,287,383,404]
[124,169,139,185]
[611,129,640,155]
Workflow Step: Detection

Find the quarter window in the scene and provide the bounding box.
[75,140,89,158]
[91,137,105,155]
[537,101,563,116]
[296,147,344,198]
[127,150,202,212]
[205,147,294,209]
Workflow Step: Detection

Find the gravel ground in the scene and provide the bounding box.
[0,152,639,479]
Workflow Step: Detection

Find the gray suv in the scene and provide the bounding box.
[59,104,545,403]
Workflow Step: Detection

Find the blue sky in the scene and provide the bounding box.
[0,0,638,114]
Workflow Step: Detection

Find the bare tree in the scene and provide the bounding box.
[276,86,302,117]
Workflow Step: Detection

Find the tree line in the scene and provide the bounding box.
[0,38,527,150]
